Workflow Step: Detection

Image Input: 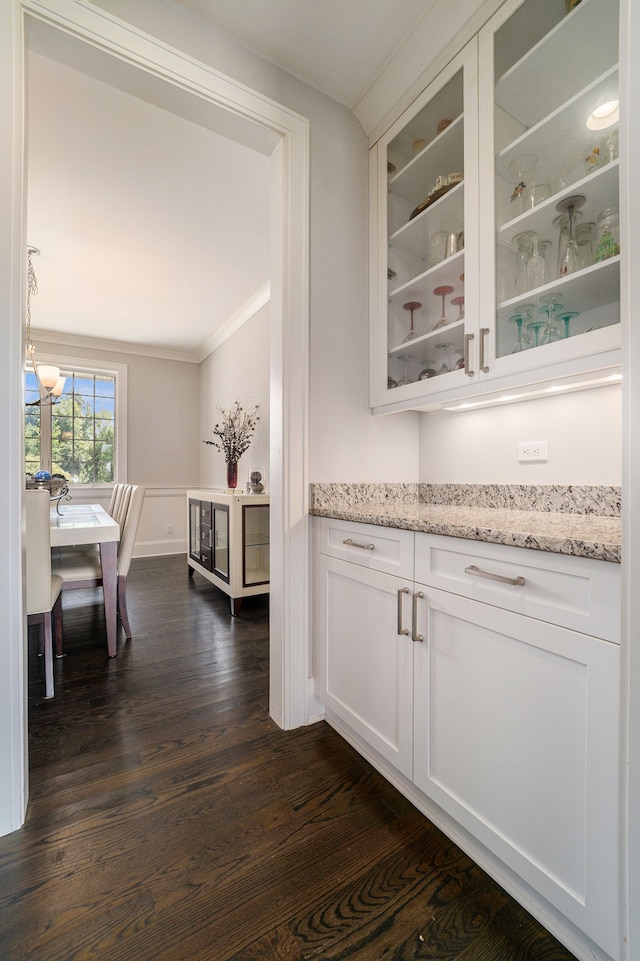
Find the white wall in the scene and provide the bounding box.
[418,385,622,485]
[35,334,200,554]
[199,304,270,490]
[94,0,420,483]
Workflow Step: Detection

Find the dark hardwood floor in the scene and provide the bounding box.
[0,553,578,961]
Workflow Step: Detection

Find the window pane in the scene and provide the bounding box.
[26,366,116,482]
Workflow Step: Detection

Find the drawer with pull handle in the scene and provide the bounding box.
[315,517,414,578]
[415,532,620,642]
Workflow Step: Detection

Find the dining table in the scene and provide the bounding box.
[50,503,120,657]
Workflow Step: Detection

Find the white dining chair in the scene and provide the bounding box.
[52,486,145,645]
[26,489,63,698]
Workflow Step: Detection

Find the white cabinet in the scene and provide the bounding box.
[412,585,620,959]
[370,0,621,413]
[187,489,269,615]
[314,519,415,776]
[314,517,621,961]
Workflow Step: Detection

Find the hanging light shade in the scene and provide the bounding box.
[25,246,66,406]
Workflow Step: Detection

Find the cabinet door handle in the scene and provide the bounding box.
[397,587,409,636]
[479,327,490,373]
[412,591,424,642]
[464,332,475,377]
[465,564,525,587]
[343,538,375,551]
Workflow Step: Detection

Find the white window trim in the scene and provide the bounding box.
[28,353,127,489]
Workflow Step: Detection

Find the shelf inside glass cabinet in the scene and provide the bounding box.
[495,0,618,130]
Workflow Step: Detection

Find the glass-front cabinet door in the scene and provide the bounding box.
[370,41,479,411]
[243,504,270,587]
[484,0,620,377]
[370,0,621,414]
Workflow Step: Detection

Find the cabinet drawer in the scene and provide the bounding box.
[315,517,414,579]
[415,533,620,642]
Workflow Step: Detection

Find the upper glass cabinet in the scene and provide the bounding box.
[370,42,479,409]
[489,0,620,361]
[370,0,621,414]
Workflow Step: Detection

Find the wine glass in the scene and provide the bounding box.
[402,301,422,343]
[434,342,452,373]
[508,307,534,352]
[508,154,537,215]
[451,295,465,321]
[538,294,564,345]
[431,284,454,331]
[526,234,550,290]
[556,195,586,277]
[396,353,414,386]
[513,231,534,294]
[557,310,579,339]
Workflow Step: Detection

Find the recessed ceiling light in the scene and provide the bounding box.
[587,100,619,130]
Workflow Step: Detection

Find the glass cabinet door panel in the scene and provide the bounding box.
[384,58,470,395]
[492,0,620,361]
[213,506,229,582]
[243,504,270,587]
[188,499,200,561]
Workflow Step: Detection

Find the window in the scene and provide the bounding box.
[25,357,127,485]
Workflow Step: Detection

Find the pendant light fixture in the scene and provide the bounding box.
[25,246,66,406]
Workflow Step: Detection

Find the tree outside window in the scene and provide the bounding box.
[25,369,116,483]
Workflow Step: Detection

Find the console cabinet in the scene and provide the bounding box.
[187,490,269,614]
[314,516,621,961]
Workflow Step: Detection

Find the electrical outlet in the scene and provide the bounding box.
[518,441,548,463]
[167,523,174,534]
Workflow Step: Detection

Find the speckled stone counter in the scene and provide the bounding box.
[310,484,622,563]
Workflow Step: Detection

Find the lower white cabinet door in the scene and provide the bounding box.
[412,586,620,959]
[316,554,414,777]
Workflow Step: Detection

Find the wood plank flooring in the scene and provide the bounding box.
[0,553,579,961]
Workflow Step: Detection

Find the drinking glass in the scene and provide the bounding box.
[396,353,414,386]
[434,342,453,373]
[431,285,454,331]
[526,234,549,290]
[402,301,421,343]
[556,195,586,277]
[513,231,534,295]
[508,154,537,216]
[508,309,534,352]
[538,294,564,344]
[451,295,465,320]
[575,223,595,269]
[554,209,583,276]
[557,310,579,339]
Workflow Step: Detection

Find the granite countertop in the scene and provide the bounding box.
[310,484,622,563]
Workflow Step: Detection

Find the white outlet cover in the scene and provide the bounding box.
[517,441,549,462]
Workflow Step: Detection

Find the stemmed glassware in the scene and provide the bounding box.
[402,301,422,343]
[557,309,579,339]
[556,195,586,277]
[508,154,537,215]
[451,295,465,321]
[538,294,564,345]
[508,304,534,352]
[396,353,414,386]
[513,231,534,294]
[432,284,454,331]
[434,342,453,373]
[526,234,550,290]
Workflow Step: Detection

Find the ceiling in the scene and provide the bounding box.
[170,0,435,110]
[26,0,434,360]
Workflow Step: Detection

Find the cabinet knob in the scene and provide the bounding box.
[397,587,409,636]
[412,591,424,642]
[464,333,475,377]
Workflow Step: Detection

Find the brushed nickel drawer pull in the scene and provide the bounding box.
[479,327,490,373]
[412,591,424,643]
[397,587,409,636]
[343,538,375,551]
[465,564,525,587]
[464,332,475,377]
